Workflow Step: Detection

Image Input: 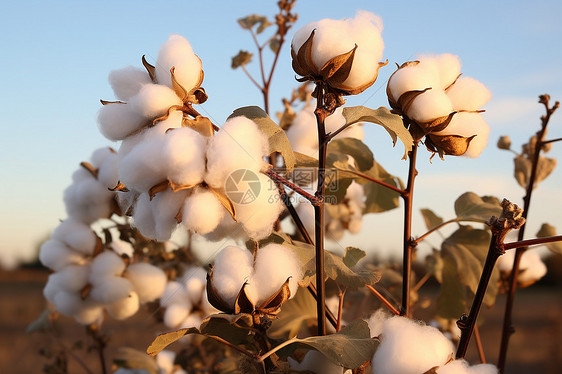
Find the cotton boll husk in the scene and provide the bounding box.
[132,193,158,240]
[160,281,191,308]
[89,251,126,282]
[200,289,218,316]
[89,276,134,304]
[249,244,303,305]
[388,63,440,103]
[39,240,86,271]
[180,266,207,305]
[108,66,152,101]
[417,53,462,89]
[155,34,203,91]
[181,188,224,235]
[406,88,453,123]
[106,291,140,320]
[151,188,189,241]
[433,112,490,158]
[205,116,269,189]
[212,246,253,308]
[372,316,455,374]
[366,309,391,338]
[63,178,114,224]
[118,136,167,192]
[288,350,347,374]
[163,126,207,186]
[52,218,98,256]
[97,102,146,141]
[235,173,285,240]
[73,302,104,325]
[129,83,182,120]
[124,263,167,303]
[446,77,492,111]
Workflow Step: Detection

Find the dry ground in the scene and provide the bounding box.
[1,268,560,373]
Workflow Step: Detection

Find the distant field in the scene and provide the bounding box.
[1,269,560,373]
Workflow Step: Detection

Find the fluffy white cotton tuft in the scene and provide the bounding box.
[131,192,157,239]
[212,246,254,308]
[205,116,269,188]
[39,240,87,271]
[97,101,145,141]
[50,264,91,293]
[52,218,98,256]
[407,88,453,123]
[388,63,440,103]
[433,112,490,158]
[160,281,191,308]
[155,34,203,91]
[181,188,225,235]
[417,53,462,89]
[366,308,391,338]
[89,276,134,304]
[108,66,152,101]
[106,291,140,320]
[73,302,104,325]
[94,148,120,189]
[372,316,455,374]
[163,127,207,186]
[437,359,498,374]
[89,251,126,282]
[446,77,492,111]
[151,188,189,241]
[163,303,191,328]
[124,263,167,303]
[63,177,114,224]
[181,266,208,305]
[130,83,182,119]
[497,249,547,284]
[118,134,167,192]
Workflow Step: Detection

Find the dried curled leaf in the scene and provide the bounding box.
[238,14,272,34]
[231,50,253,69]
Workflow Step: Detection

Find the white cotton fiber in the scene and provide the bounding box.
[286,104,319,157]
[181,188,224,235]
[73,302,104,325]
[497,249,547,284]
[179,312,202,329]
[151,188,189,241]
[89,251,126,282]
[155,34,203,91]
[446,77,492,111]
[181,266,208,305]
[39,239,86,271]
[51,264,91,293]
[417,53,462,89]
[89,276,134,304]
[235,173,285,240]
[53,291,85,317]
[124,263,167,303]
[212,246,254,308]
[156,351,176,374]
[433,112,490,158]
[163,127,207,187]
[109,66,152,101]
[164,303,191,328]
[372,316,455,374]
[52,218,98,256]
[366,308,391,338]
[388,63,440,103]
[205,116,269,189]
[64,178,114,224]
[248,244,303,305]
[97,102,146,141]
[437,359,498,374]
[118,135,168,192]
[295,200,316,242]
[407,88,453,123]
[96,150,120,189]
[130,83,182,119]
[132,192,158,239]
[43,275,60,303]
[107,237,134,258]
[160,281,191,308]
[106,291,140,320]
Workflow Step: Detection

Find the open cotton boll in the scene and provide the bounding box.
[181,188,225,235]
[180,266,208,305]
[73,302,104,325]
[64,178,114,224]
[39,239,88,271]
[118,136,168,192]
[446,77,492,111]
[52,218,98,256]
[89,251,126,282]
[497,249,547,284]
[89,276,134,304]
[372,316,455,374]
[160,281,191,308]
[106,291,140,320]
[388,63,440,103]
[54,291,88,317]
[163,127,207,187]
[437,359,498,374]
[366,309,391,338]
[130,83,182,120]
[417,53,462,89]
[132,193,158,239]
[288,350,348,374]
[205,116,269,188]
[212,246,253,308]
[286,106,319,157]
[406,88,453,123]
[249,244,303,305]
[124,263,167,303]
[43,275,60,303]
[155,34,203,91]
[433,112,490,158]
[51,264,91,293]
[98,102,146,141]
[151,188,189,241]
[179,312,202,329]
[108,66,152,101]
[235,173,285,240]
[96,151,120,189]
[295,200,315,242]
[156,351,177,374]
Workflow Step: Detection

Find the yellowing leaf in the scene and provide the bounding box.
[536,223,562,254]
[147,328,194,356]
[454,192,502,222]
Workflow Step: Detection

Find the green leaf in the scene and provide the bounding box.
[420,209,444,231]
[231,50,253,69]
[536,223,562,254]
[341,106,413,159]
[454,192,502,222]
[343,247,366,268]
[362,162,403,214]
[437,256,468,319]
[267,288,317,340]
[229,106,296,173]
[237,15,272,34]
[328,138,374,172]
[280,320,378,369]
[114,347,158,374]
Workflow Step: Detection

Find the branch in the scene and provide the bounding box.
[366,285,400,316]
[265,169,322,205]
[503,234,562,251]
[241,64,263,91]
[541,136,562,145]
[413,218,486,245]
[332,167,406,195]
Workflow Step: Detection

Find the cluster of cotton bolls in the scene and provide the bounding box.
[497,249,547,287]
[40,219,167,324]
[159,266,217,330]
[387,53,492,158]
[291,10,386,95]
[209,244,303,311]
[99,34,284,242]
[114,350,186,374]
[367,310,498,374]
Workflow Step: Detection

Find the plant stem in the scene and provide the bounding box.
[473,324,487,364]
[412,218,484,245]
[86,326,107,374]
[336,288,347,332]
[266,169,321,205]
[541,136,562,145]
[401,144,418,317]
[332,167,406,195]
[503,234,562,250]
[366,285,400,316]
[497,95,558,372]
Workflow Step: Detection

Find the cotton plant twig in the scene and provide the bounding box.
[366,285,400,316]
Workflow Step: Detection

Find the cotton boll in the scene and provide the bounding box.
[96,151,120,189]
[212,246,253,308]
[151,188,189,241]
[53,291,84,317]
[433,112,490,158]
[130,83,182,120]
[205,116,269,188]
[181,188,224,235]
[51,264,91,293]
[118,136,168,192]
[372,316,455,374]
[97,102,146,141]
[156,351,176,374]
[106,291,140,320]
[107,237,134,258]
[43,275,60,303]
[295,200,315,242]
[108,66,152,101]
[286,104,318,157]
[64,178,114,224]
[179,312,202,329]
[160,281,191,308]
[497,249,547,284]
[89,251,126,282]
[39,239,86,271]
[446,77,492,111]
[52,218,98,256]
[235,173,285,240]
[163,303,191,328]
[89,276,134,304]
[132,193,158,240]
[288,350,347,374]
[418,53,462,89]
[73,302,104,325]
[155,34,203,91]
[250,244,303,305]
[406,88,453,123]
[124,263,167,303]
[180,266,208,305]
[366,309,391,338]
[163,127,207,186]
[437,359,498,374]
[388,63,440,103]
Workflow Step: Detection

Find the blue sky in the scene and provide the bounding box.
[1,0,561,267]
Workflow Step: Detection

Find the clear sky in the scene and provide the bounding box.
[1,0,561,267]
